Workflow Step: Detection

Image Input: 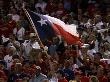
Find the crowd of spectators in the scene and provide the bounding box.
[0,0,110,82]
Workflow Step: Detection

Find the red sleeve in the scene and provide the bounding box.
[58,79,68,82]
[80,76,89,82]
[102,76,108,82]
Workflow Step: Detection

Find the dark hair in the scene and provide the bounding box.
[0,36,3,45]
[57,70,65,77]
[3,40,10,47]
[89,43,95,50]
[12,55,20,59]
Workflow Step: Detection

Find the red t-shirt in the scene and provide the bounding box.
[0,20,16,37]
[36,61,49,75]
[98,76,108,82]
[7,20,16,34]
[80,76,89,82]
[58,78,68,82]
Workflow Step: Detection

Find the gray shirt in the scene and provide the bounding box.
[29,73,48,82]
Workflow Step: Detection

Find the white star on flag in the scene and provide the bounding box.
[37,18,47,26]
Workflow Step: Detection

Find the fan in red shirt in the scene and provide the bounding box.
[5,14,16,37]
[36,58,49,75]
[80,73,89,82]
[97,65,108,82]
[46,0,57,16]
[94,52,108,68]
[56,70,68,82]
[0,14,16,38]
[0,16,6,37]
[98,76,108,82]
[56,2,67,19]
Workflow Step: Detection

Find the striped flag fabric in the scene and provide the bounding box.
[26,10,81,45]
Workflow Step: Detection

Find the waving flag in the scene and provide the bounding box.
[44,15,81,45]
[25,10,81,45]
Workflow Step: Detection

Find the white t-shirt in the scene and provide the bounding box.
[87,49,96,60]
[4,55,13,70]
[22,40,32,57]
[13,27,25,40]
[49,77,58,82]
[87,49,96,55]
[22,40,40,58]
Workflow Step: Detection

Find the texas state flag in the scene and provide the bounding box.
[26,10,81,45]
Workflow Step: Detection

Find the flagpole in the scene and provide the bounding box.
[22,3,44,48]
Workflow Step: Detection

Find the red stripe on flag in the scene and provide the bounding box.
[53,23,82,45]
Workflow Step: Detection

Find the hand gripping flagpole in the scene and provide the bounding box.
[22,3,44,49]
